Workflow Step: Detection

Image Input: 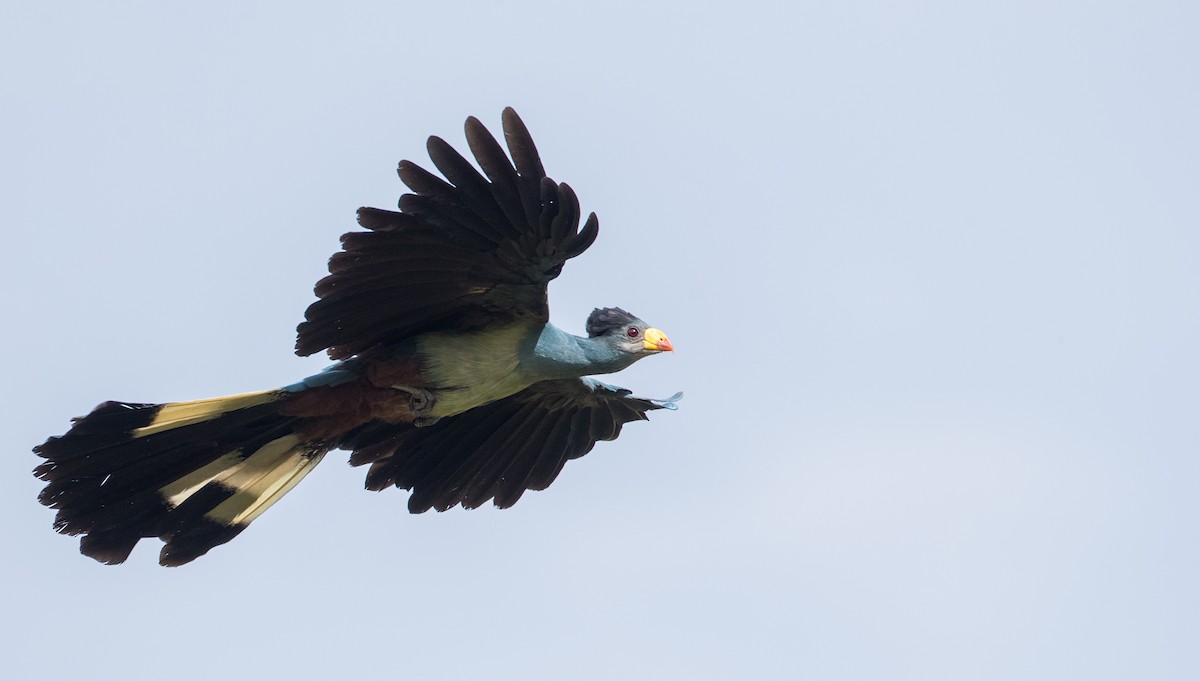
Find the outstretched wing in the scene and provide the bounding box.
[342,379,682,513]
[296,108,600,359]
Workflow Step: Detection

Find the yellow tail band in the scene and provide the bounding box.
[132,390,279,438]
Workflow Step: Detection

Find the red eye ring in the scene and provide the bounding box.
[627,327,640,338]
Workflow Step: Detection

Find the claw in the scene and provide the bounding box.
[391,385,436,418]
[651,392,683,410]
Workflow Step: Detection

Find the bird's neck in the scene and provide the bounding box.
[524,324,634,379]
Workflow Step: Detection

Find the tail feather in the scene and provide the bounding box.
[34,390,332,566]
[129,391,279,438]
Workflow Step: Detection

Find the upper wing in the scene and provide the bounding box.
[341,379,682,513]
[296,108,599,359]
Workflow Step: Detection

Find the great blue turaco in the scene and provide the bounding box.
[34,108,680,566]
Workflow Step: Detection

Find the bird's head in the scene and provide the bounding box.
[586,307,674,359]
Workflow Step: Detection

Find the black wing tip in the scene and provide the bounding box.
[563,211,599,258]
[464,115,487,137]
[294,322,318,356]
[501,108,530,139]
[355,206,404,232]
[501,106,523,128]
[426,134,467,161]
[500,109,542,171]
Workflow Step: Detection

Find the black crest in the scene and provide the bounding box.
[586,307,637,337]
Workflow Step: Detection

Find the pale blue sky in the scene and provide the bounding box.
[3,2,1198,679]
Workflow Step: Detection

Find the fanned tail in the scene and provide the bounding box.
[34,390,332,566]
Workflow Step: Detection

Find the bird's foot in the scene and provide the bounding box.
[413,416,441,428]
[391,384,436,418]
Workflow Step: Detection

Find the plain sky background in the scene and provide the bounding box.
[3,2,1198,679]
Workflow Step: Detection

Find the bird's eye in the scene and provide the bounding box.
[627,327,640,338]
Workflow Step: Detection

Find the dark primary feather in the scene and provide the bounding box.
[297,108,600,359]
[341,379,680,513]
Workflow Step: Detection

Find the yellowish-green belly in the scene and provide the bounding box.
[415,324,537,418]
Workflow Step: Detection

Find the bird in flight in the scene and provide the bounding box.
[34,108,680,566]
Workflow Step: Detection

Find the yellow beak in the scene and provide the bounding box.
[643,328,673,352]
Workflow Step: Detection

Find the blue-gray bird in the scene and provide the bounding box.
[34,108,679,566]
